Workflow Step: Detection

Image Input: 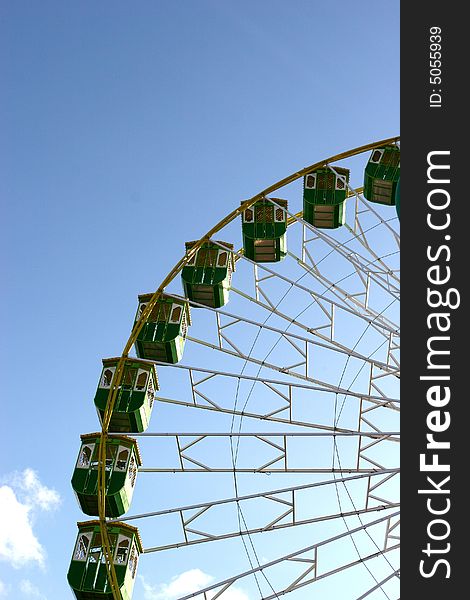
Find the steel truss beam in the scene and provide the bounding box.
[185,333,398,403]
[211,241,399,337]
[175,511,400,600]
[137,361,398,433]
[281,246,400,379]
[164,291,397,375]
[143,503,399,554]
[117,469,398,522]
[279,206,400,299]
[137,361,400,410]
[114,471,399,553]
[357,364,400,527]
[293,240,398,343]
[134,432,398,473]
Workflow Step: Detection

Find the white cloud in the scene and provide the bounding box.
[140,569,249,600]
[210,589,248,600]
[0,486,45,568]
[19,579,47,599]
[0,579,8,596]
[16,470,61,512]
[140,569,212,599]
[0,469,61,569]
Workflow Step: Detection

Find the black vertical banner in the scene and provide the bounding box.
[401,2,466,598]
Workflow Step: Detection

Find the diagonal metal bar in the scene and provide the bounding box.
[174,511,400,600]
[229,284,398,382]
[274,209,400,298]
[116,470,399,523]
[210,242,399,335]
[289,246,398,346]
[185,334,398,403]
[356,570,400,600]
[173,362,400,405]
[260,546,399,600]
[166,291,398,375]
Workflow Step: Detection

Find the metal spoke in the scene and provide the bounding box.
[183,335,399,403]
[175,511,400,600]
[114,471,399,554]
[211,240,399,336]
[115,470,399,524]
[356,570,400,600]
[279,210,400,298]
[135,432,398,473]
[163,291,398,375]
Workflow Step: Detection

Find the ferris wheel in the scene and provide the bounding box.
[67,137,400,600]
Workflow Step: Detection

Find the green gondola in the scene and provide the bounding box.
[241,198,287,262]
[395,177,400,220]
[303,166,350,229]
[71,434,141,517]
[181,240,235,308]
[134,293,191,364]
[94,358,158,433]
[363,145,400,205]
[67,520,143,599]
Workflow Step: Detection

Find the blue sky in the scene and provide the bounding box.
[0,2,399,599]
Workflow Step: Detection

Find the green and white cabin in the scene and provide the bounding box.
[71,433,141,517]
[363,145,400,205]
[303,166,350,229]
[241,198,287,262]
[181,240,235,308]
[67,520,143,600]
[134,293,191,364]
[94,358,158,433]
[395,177,400,220]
